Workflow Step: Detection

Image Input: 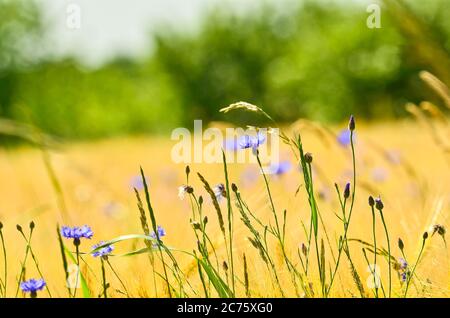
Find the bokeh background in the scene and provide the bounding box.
[1,0,449,140]
[1,0,450,298]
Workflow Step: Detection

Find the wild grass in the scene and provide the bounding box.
[0,72,449,298]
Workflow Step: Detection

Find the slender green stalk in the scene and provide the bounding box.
[233,186,286,297]
[256,153,303,296]
[56,225,71,297]
[15,226,32,297]
[17,226,52,297]
[73,243,81,298]
[0,224,7,297]
[100,258,108,298]
[140,167,172,298]
[106,259,129,297]
[222,151,235,296]
[327,128,356,296]
[197,256,209,298]
[404,234,427,297]
[370,205,379,298]
[378,209,391,298]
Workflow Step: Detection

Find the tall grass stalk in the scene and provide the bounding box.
[370,201,379,298]
[327,122,357,296]
[140,167,172,297]
[222,151,236,296]
[0,222,7,297]
[233,185,286,297]
[255,151,304,296]
[17,222,52,297]
[377,202,391,298]
[100,258,108,298]
[106,259,129,297]
[15,225,32,297]
[404,233,428,297]
[56,225,71,297]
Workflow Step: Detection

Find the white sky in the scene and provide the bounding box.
[39,0,269,66]
[38,0,370,67]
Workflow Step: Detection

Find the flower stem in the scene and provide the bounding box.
[378,210,391,298]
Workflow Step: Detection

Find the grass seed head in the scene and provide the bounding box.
[304,152,313,163]
[343,182,351,199]
[349,115,355,131]
[398,238,404,251]
[368,196,375,207]
[375,197,384,210]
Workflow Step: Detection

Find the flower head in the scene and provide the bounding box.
[92,241,114,258]
[400,272,407,283]
[21,278,46,297]
[238,131,266,153]
[178,185,193,200]
[304,152,313,164]
[61,225,93,240]
[213,183,226,202]
[432,224,446,237]
[150,225,166,240]
[375,197,384,210]
[399,258,408,270]
[343,182,351,199]
[349,115,355,131]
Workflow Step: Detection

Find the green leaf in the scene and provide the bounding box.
[197,258,233,298]
[64,247,91,298]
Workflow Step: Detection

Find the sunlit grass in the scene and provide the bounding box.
[0,113,448,297]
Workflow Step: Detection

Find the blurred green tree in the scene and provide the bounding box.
[1,0,449,140]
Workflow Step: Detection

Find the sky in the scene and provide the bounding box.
[38,0,370,67]
[39,0,267,66]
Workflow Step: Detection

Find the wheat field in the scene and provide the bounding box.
[0,108,448,297]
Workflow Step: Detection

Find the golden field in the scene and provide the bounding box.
[0,118,448,298]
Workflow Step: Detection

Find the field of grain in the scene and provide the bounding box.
[0,113,448,298]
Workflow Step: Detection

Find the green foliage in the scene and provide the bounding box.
[1,0,450,139]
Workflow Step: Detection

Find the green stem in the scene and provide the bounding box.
[379,211,391,298]
[327,130,356,296]
[404,239,426,297]
[106,259,129,297]
[0,229,7,297]
[371,206,378,298]
[100,258,107,298]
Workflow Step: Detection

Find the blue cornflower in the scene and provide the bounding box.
[337,129,351,146]
[400,272,407,283]
[92,241,114,258]
[20,278,46,298]
[150,225,166,240]
[238,131,266,153]
[61,225,93,245]
[268,160,292,176]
